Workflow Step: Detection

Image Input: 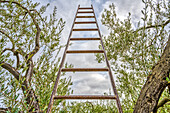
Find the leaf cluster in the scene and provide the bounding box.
[96,0,169,112]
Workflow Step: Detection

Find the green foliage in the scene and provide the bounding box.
[97,0,169,112]
[157,88,170,113]
[59,100,118,113]
[0,0,72,112]
[33,51,73,112]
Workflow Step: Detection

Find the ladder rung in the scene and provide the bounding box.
[73,28,98,31]
[54,95,116,99]
[76,16,95,18]
[78,11,94,13]
[66,50,104,53]
[61,68,109,72]
[79,7,92,9]
[75,21,96,24]
[70,38,100,40]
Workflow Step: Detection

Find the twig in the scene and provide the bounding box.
[0,30,15,49]
[0,90,29,112]
[14,51,20,69]
[0,48,13,55]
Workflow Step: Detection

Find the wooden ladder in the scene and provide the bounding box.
[47,5,123,113]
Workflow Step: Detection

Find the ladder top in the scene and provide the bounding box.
[79,7,92,9]
[73,28,98,31]
[61,68,109,72]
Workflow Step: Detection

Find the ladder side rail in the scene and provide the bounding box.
[46,5,80,113]
[91,5,123,113]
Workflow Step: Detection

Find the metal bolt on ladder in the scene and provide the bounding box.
[47,5,123,113]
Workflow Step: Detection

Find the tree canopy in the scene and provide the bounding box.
[97,0,169,112]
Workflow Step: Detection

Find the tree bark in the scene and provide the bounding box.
[133,35,170,113]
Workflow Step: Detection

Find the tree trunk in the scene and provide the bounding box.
[133,36,170,113]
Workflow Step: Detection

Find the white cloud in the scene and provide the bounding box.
[96,0,101,3]
[65,72,112,94]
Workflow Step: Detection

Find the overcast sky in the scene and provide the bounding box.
[34,0,144,95]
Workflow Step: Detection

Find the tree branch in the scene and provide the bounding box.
[25,59,34,84]
[0,108,10,113]
[157,97,170,109]
[0,61,20,80]
[14,51,20,69]
[135,19,170,32]
[1,48,21,69]
[30,9,47,25]
[16,48,26,57]
[0,48,13,55]
[1,0,41,58]
[1,47,25,59]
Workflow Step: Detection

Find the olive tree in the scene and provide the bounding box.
[97,0,169,112]
[0,0,72,112]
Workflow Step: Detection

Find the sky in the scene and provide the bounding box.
[34,0,144,95]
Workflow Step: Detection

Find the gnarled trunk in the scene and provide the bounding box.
[133,36,170,113]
